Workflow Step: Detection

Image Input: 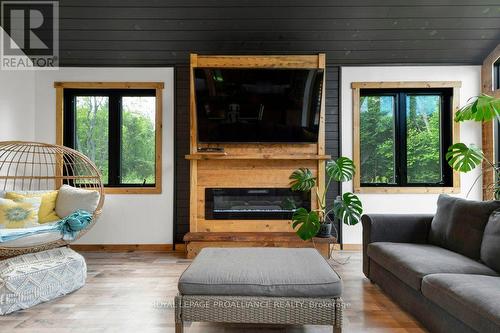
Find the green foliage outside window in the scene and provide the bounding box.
[121,97,156,185]
[360,95,395,184]
[75,96,109,184]
[74,96,156,186]
[406,95,441,183]
[360,94,443,185]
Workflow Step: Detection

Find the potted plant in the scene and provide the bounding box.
[446,94,500,198]
[288,157,363,240]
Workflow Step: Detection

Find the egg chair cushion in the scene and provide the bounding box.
[0,223,63,243]
[0,210,93,244]
[0,197,42,228]
[56,185,100,218]
[0,247,86,315]
[6,191,59,223]
[0,231,62,248]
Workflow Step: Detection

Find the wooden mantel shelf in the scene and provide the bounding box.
[185,153,331,160]
[185,232,301,242]
[185,232,336,243]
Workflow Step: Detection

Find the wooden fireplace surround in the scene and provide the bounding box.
[184,54,330,258]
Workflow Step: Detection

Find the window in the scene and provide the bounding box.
[56,82,163,194]
[352,82,461,193]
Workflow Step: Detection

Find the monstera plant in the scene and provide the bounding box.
[289,157,363,240]
[446,94,500,198]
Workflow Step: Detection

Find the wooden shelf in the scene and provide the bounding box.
[185,232,298,242]
[184,232,337,243]
[183,232,337,259]
[185,153,331,160]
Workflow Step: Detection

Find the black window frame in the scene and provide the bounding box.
[63,88,157,188]
[359,88,454,188]
[494,59,500,90]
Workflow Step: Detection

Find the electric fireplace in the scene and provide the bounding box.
[205,188,311,220]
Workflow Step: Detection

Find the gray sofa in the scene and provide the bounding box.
[362,195,500,333]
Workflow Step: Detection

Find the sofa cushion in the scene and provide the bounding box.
[367,242,498,291]
[481,210,500,272]
[422,274,500,333]
[429,194,500,260]
[178,247,342,297]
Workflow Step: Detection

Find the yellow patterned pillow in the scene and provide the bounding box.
[0,197,42,229]
[5,191,60,223]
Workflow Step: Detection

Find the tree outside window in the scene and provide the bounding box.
[359,89,452,187]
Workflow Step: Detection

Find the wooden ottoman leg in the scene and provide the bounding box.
[175,295,183,333]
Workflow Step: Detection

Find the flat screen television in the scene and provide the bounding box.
[194,68,324,143]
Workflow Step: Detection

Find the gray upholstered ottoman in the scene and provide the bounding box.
[0,247,86,315]
[176,247,343,332]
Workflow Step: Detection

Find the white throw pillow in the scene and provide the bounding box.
[55,185,100,218]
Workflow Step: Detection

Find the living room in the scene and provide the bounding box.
[0,1,499,332]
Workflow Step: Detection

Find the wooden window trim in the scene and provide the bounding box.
[481,45,500,200]
[55,82,163,195]
[352,81,461,194]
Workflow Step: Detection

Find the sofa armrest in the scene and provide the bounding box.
[362,214,433,278]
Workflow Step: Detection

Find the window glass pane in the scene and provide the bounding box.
[121,96,156,185]
[360,95,396,184]
[406,95,442,184]
[75,96,109,184]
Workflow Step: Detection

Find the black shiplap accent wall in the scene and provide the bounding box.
[174,65,191,242]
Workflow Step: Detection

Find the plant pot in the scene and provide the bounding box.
[316,222,332,238]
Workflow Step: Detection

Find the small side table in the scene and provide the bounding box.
[312,236,337,259]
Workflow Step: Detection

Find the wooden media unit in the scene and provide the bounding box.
[184,54,331,258]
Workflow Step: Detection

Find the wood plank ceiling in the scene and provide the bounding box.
[57,0,500,66]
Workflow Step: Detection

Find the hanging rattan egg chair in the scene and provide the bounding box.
[0,141,104,257]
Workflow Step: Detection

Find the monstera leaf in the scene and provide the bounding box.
[292,208,320,240]
[446,143,483,173]
[326,157,355,182]
[455,94,500,122]
[289,168,316,192]
[333,192,363,226]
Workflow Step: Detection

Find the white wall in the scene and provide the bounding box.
[0,29,36,141]
[34,68,175,244]
[341,66,482,244]
[0,71,36,141]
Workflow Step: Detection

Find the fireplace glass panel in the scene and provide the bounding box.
[205,188,311,220]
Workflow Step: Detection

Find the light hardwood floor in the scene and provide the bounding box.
[0,251,427,333]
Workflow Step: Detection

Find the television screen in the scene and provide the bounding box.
[194,68,324,143]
